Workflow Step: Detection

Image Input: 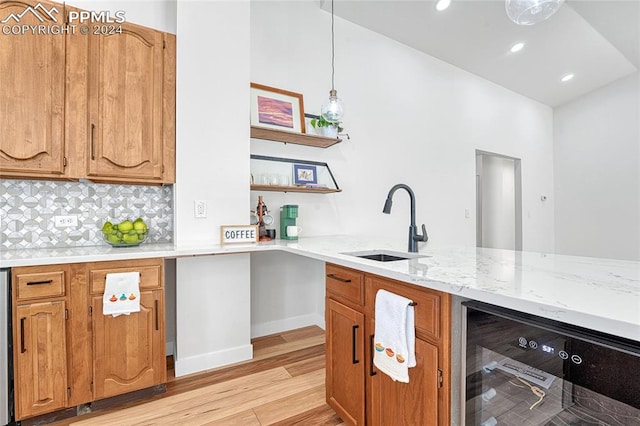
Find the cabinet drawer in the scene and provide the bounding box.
[326,264,365,306]
[366,275,442,340]
[90,264,162,294]
[14,269,66,301]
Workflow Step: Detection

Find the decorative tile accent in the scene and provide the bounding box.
[0,180,173,250]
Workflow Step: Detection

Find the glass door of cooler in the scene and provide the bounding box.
[463,302,640,426]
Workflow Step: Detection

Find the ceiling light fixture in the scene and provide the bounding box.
[510,42,525,53]
[505,0,564,26]
[321,0,344,124]
[436,0,451,12]
[561,73,574,82]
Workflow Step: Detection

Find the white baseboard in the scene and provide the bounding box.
[174,344,253,378]
[251,313,325,338]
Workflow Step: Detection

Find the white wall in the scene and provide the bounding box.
[174,254,252,377]
[250,251,325,337]
[174,0,252,375]
[250,0,555,253]
[248,0,555,342]
[175,0,249,246]
[554,73,640,261]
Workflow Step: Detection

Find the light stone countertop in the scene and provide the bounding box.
[2,235,638,342]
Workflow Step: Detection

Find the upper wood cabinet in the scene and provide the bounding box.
[0,0,66,177]
[0,0,176,184]
[86,23,175,183]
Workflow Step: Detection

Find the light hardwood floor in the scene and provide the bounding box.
[50,326,345,425]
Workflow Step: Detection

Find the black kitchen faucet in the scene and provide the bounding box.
[382,183,429,253]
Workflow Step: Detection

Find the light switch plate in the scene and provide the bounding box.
[194,200,207,218]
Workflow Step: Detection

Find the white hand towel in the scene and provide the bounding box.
[373,289,416,383]
[103,272,140,317]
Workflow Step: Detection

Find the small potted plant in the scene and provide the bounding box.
[310,115,343,138]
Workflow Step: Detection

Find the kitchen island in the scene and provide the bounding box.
[2,236,638,425]
[2,235,638,342]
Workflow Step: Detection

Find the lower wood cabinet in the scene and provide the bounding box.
[91,289,165,399]
[326,298,365,425]
[11,258,166,421]
[325,263,451,426]
[14,301,68,419]
[368,323,440,426]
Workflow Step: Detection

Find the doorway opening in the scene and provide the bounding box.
[476,150,522,250]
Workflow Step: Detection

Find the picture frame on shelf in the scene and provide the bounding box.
[293,164,318,185]
[250,83,305,133]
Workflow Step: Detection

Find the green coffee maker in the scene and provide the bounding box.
[280,204,299,240]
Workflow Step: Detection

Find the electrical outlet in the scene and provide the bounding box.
[194,200,207,218]
[54,215,78,228]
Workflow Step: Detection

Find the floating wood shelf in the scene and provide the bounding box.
[250,126,342,148]
[251,184,342,194]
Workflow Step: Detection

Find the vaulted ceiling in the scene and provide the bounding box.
[324,0,639,106]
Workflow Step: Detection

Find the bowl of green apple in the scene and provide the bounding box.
[101,218,149,247]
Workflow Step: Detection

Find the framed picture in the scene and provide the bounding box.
[250,83,305,133]
[293,164,317,185]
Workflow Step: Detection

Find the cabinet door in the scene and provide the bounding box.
[87,23,165,182]
[369,337,440,426]
[14,301,68,420]
[92,289,166,400]
[0,0,66,177]
[326,298,365,425]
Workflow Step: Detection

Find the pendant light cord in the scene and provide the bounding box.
[331,0,335,92]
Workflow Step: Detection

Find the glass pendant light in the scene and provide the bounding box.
[321,0,344,124]
[505,0,564,26]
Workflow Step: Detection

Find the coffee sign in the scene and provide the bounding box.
[220,225,258,244]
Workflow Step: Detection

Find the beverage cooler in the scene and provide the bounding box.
[462,301,640,426]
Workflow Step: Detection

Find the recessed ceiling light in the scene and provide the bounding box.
[561,73,575,82]
[436,0,451,12]
[510,42,525,53]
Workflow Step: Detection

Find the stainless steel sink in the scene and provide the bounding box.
[342,250,428,262]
